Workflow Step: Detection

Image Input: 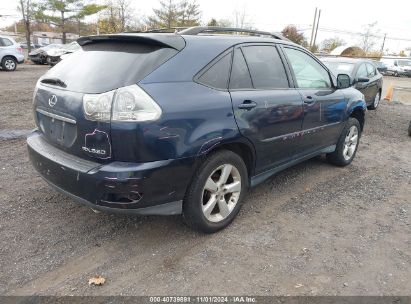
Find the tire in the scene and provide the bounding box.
[368,90,381,110]
[183,150,248,233]
[394,71,399,77]
[408,121,411,137]
[326,118,361,166]
[1,56,17,71]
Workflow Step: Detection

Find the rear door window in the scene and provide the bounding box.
[43,41,179,93]
[242,45,289,89]
[229,48,253,90]
[197,52,232,90]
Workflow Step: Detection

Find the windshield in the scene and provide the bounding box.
[322,61,355,76]
[43,41,178,93]
[398,60,411,67]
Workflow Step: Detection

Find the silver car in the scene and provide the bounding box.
[0,35,25,71]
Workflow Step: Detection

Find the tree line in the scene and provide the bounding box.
[14,0,202,52]
[10,0,373,55]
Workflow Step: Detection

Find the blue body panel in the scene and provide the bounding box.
[27,34,367,215]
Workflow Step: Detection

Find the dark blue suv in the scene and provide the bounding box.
[27,27,366,233]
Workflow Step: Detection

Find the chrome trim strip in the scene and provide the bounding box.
[261,121,341,143]
[36,108,76,125]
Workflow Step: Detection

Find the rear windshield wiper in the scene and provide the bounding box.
[40,77,67,88]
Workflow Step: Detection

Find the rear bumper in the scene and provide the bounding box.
[16,54,25,64]
[27,131,197,215]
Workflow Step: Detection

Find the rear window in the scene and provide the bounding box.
[323,61,355,76]
[43,41,178,93]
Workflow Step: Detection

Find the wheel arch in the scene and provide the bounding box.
[1,55,18,62]
[201,139,256,180]
[348,106,365,131]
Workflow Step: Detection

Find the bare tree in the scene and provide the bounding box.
[116,0,132,32]
[18,0,35,53]
[359,22,380,54]
[207,18,232,27]
[233,6,253,29]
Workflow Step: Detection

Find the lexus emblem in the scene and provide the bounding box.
[48,95,57,107]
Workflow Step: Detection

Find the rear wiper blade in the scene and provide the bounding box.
[40,77,67,88]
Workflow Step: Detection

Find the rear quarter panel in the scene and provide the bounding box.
[110,82,243,162]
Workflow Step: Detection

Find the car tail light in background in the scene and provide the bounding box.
[83,85,162,123]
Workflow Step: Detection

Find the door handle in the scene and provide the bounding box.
[303,95,316,104]
[238,100,257,110]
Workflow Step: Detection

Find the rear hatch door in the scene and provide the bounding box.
[33,35,183,163]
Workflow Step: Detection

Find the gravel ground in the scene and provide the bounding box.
[0,65,410,296]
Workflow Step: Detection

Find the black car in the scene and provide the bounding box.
[321,57,383,110]
[27,27,366,233]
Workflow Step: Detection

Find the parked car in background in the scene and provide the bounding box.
[373,60,387,75]
[27,27,366,233]
[20,42,42,49]
[28,44,62,65]
[0,35,25,71]
[321,57,383,110]
[381,58,411,77]
[46,42,80,66]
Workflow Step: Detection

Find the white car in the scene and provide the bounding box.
[46,42,80,66]
[381,58,411,77]
[0,35,25,71]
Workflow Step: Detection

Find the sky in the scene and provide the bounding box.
[1,0,410,53]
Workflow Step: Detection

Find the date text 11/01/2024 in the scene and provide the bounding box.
[149,296,257,303]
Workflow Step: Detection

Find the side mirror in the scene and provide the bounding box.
[394,62,398,66]
[337,74,351,89]
[356,77,369,83]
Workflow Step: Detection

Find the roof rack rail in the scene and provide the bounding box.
[126,27,190,34]
[178,26,290,41]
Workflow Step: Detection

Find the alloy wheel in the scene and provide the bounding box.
[343,126,359,161]
[374,92,380,108]
[202,164,241,223]
[5,59,16,71]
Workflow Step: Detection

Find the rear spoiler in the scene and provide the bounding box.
[77,33,186,51]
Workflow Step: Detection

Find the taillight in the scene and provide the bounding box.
[17,47,23,53]
[112,85,162,122]
[82,85,162,122]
